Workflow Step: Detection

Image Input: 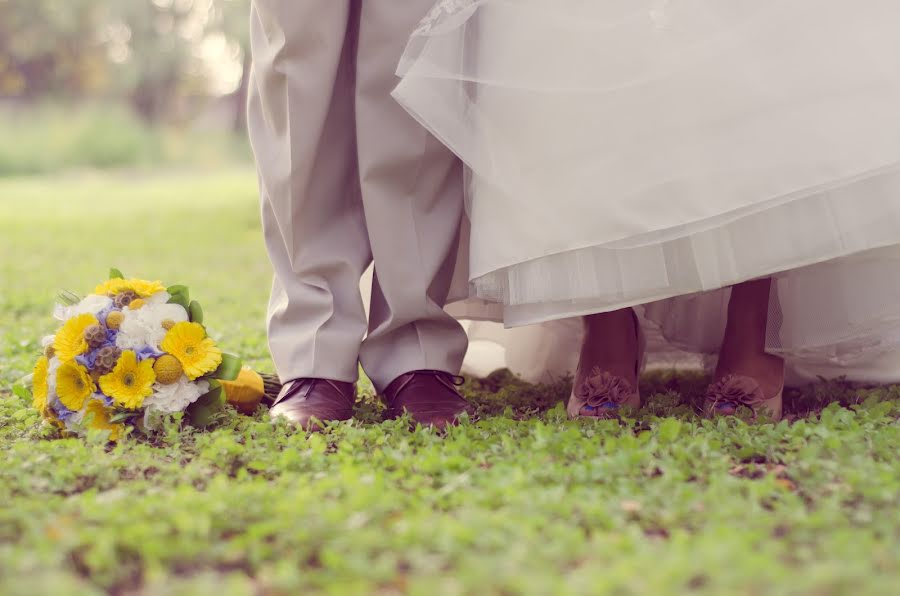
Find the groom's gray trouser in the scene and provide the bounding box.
[247,0,468,391]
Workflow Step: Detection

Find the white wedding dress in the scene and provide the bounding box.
[393,0,900,385]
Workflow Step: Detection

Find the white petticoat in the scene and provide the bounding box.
[395,0,900,381]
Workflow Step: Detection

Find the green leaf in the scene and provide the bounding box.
[12,381,32,402]
[109,268,125,279]
[13,408,33,421]
[307,433,327,454]
[109,411,136,424]
[187,385,225,428]
[166,284,190,309]
[56,289,82,306]
[188,300,204,324]
[167,284,189,299]
[168,294,189,310]
[210,353,242,381]
[658,418,682,443]
[167,285,190,310]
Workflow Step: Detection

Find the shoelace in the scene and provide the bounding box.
[386,370,465,406]
[408,369,464,384]
[273,378,353,406]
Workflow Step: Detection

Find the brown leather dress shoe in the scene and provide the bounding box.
[382,370,474,429]
[270,378,355,430]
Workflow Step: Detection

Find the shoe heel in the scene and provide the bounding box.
[762,390,783,421]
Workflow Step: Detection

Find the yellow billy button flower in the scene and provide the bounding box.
[128,299,146,310]
[220,367,266,415]
[105,311,125,330]
[94,278,166,298]
[84,399,124,441]
[99,351,156,410]
[53,313,98,362]
[32,356,50,411]
[153,354,183,385]
[160,322,222,380]
[57,361,96,411]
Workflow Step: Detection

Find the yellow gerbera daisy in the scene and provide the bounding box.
[83,399,124,441]
[32,355,50,411]
[53,313,98,362]
[94,278,166,298]
[57,361,96,411]
[160,322,222,380]
[99,351,156,410]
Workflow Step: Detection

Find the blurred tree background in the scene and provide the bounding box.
[0,0,252,174]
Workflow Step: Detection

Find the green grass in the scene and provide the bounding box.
[1,171,899,595]
[0,104,251,176]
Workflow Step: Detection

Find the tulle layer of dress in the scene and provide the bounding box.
[395,0,900,378]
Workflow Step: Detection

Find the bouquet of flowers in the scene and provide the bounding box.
[17,269,275,440]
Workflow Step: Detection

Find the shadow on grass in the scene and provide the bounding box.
[348,368,900,425]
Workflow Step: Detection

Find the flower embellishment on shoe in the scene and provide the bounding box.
[570,367,639,419]
[703,374,783,420]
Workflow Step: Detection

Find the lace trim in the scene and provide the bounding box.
[413,0,480,35]
[415,0,671,36]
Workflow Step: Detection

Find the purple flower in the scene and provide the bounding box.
[78,329,120,371]
[76,353,96,369]
[55,402,78,422]
[135,345,164,362]
[97,304,117,326]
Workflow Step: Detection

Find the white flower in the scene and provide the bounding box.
[143,376,209,415]
[46,356,61,403]
[116,301,189,351]
[145,291,171,305]
[41,335,55,349]
[63,409,85,431]
[53,294,113,322]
